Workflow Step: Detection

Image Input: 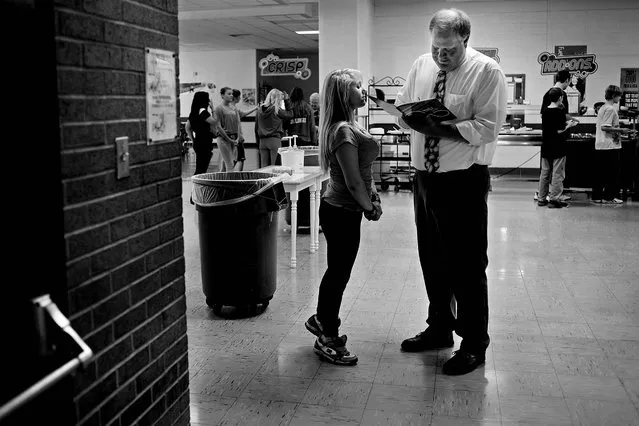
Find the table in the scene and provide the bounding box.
[257,166,329,268]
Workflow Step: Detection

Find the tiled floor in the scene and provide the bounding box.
[182,177,639,426]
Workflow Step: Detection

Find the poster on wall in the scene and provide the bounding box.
[145,48,177,144]
[475,48,500,63]
[241,88,256,106]
[620,68,638,110]
[538,45,596,114]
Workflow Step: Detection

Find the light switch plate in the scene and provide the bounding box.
[115,136,130,179]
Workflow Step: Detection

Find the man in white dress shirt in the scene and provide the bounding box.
[396,8,507,375]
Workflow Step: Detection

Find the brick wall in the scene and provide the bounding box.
[55,0,189,425]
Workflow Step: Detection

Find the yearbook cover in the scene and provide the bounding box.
[369,95,457,123]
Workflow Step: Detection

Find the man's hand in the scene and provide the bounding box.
[238,135,245,144]
[402,112,451,138]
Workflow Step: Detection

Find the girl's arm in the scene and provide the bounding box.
[214,107,237,144]
[205,115,217,134]
[185,120,194,140]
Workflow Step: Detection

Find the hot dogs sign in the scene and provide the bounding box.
[537,51,599,78]
[259,54,312,80]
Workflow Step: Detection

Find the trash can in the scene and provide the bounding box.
[191,172,287,316]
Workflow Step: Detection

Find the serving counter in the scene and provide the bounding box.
[494,131,638,199]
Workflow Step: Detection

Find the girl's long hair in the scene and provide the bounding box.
[262,88,282,114]
[189,91,210,118]
[319,69,368,172]
[290,86,308,117]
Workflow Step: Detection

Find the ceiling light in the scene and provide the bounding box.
[295,30,319,35]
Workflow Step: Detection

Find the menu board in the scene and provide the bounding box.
[145,48,177,144]
[620,68,638,110]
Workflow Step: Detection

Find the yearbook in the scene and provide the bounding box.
[368,95,457,123]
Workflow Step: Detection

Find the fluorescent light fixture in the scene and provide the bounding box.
[295,30,319,35]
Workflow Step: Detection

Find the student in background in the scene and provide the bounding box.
[288,87,318,145]
[537,69,576,203]
[310,92,320,126]
[537,87,577,209]
[214,87,240,172]
[185,91,218,203]
[592,85,634,204]
[541,69,570,114]
[255,89,293,166]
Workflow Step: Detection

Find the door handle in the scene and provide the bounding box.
[0,295,93,421]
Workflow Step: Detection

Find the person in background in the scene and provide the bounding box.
[537,87,577,209]
[288,87,318,145]
[537,69,576,203]
[592,85,634,204]
[396,8,507,375]
[304,68,382,366]
[185,91,218,204]
[310,92,321,126]
[231,89,257,171]
[214,87,240,172]
[255,89,293,166]
[541,69,570,115]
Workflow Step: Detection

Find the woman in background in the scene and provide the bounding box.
[185,91,218,203]
[214,87,240,172]
[255,89,293,166]
[288,87,317,146]
[304,69,382,366]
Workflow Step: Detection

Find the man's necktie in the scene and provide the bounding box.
[424,70,447,173]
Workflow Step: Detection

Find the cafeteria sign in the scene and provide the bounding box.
[537,51,598,78]
[259,54,311,80]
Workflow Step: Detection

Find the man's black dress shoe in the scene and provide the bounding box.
[442,350,485,375]
[401,329,454,352]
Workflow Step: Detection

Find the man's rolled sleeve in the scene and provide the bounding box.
[455,67,507,146]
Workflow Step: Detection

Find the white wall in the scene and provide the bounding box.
[179,49,257,112]
[179,49,257,144]
[319,0,361,81]
[372,0,639,108]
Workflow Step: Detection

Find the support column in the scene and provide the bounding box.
[319,0,374,87]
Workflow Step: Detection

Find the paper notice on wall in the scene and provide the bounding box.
[146,48,177,144]
[566,91,580,115]
[507,82,515,103]
[620,68,638,110]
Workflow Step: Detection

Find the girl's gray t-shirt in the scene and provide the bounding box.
[323,124,380,210]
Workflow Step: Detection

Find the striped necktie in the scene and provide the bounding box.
[424,70,447,173]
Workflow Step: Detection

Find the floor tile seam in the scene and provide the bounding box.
[191,395,236,425]
[240,381,315,405]
[618,376,639,412]
[516,262,550,362]
[599,280,637,319]
[216,398,302,426]
[556,384,637,405]
[553,372,634,407]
